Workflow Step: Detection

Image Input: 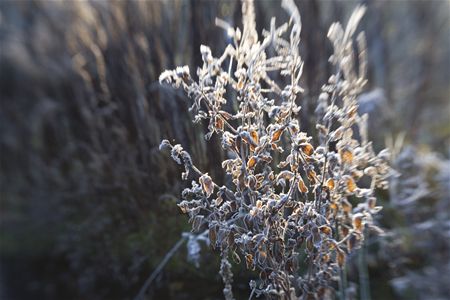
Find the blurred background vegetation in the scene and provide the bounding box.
[0,0,448,299]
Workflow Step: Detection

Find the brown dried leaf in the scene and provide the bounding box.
[300,143,314,156]
[271,127,284,143]
[340,148,354,164]
[215,116,224,131]
[297,178,308,193]
[200,173,214,197]
[247,156,257,169]
[250,130,259,145]
[245,253,254,269]
[326,178,335,190]
[307,170,318,185]
[345,176,357,193]
[337,250,346,267]
[319,225,332,235]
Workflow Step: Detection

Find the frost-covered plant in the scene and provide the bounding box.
[159,0,390,299]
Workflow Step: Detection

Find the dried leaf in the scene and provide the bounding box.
[307,170,317,184]
[250,130,259,145]
[345,176,357,193]
[337,250,346,267]
[340,147,353,164]
[245,253,254,269]
[300,143,314,156]
[297,178,308,193]
[215,116,224,131]
[326,178,335,190]
[200,173,214,197]
[271,127,284,143]
[247,156,257,169]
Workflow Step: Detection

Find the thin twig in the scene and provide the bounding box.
[358,227,372,300]
[133,236,188,300]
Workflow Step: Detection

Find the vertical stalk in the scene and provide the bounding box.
[338,267,346,300]
[335,220,346,300]
[358,228,371,300]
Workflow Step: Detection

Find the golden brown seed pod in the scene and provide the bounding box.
[215,116,224,131]
[247,156,257,169]
[345,176,357,193]
[250,130,259,145]
[307,170,318,184]
[348,105,358,118]
[319,225,332,235]
[237,78,244,90]
[298,178,308,193]
[271,128,284,142]
[300,143,314,156]
[337,250,346,267]
[330,202,338,212]
[245,253,253,269]
[340,147,354,164]
[326,178,335,190]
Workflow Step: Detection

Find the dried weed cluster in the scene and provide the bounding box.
[159,0,390,299]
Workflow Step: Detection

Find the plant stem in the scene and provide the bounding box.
[358,228,371,300]
[339,266,347,300]
[134,236,188,300]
